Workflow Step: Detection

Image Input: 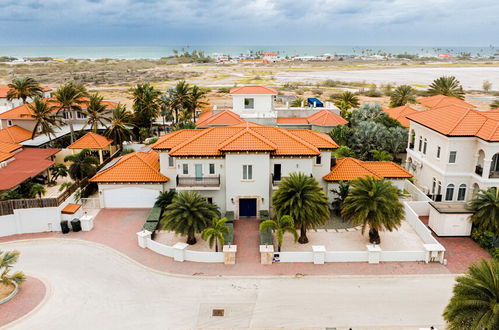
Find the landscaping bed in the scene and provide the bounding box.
[0,283,17,304]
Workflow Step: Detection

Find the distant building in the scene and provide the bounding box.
[0,85,52,113]
[262,52,279,63]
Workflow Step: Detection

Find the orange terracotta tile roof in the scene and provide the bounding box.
[150,129,200,150]
[417,95,475,109]
[0,97,119,120]
[0,85,51,98]
[323,157,413,181]
[277,110,348,126]
[229,86,278,95]
[196,110,213,123]
[407,105,499,141]
[383,105,420,127]
[0,141,22,153]
[196,110,244,127]
[163,124,337,156]
[0,125,32,143]
[277,117,309,124]
[61,203,81,214]
[68,132,113,149]
[289,129,340,149]
[90,151,168,183]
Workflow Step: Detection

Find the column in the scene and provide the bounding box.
[173,242,188,262]
[312,245,326,264]
[260,245,274,265]
[136,230,152,248]
[366,245,381,264]
[223,245,237,265]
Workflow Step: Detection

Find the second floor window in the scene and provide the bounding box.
[423,139,427,154]
[315,155,322,165]
[209,163,215,174]
[182,164,188,175]
[436,146,441,158]
[243,165,253,180]
[449,151,457,163]
[244,98,254,109]
[168,156,174,167]
[418,136,423,152]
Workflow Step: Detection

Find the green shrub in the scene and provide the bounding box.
[225,211,234,222]
[260,228,273,246]
[142,220,159,233]
[147,207,162,222]
[259,210,269,220]
[223,223,234,245]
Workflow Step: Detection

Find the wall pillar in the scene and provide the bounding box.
[98,149,104,164]
[136,230,152,248]
[423,243,445,264]
[312,245,326,264]
[260,245,274,264]
[483,158,493,178]
[173,242,188,262]
[366,244,381,264]
[223,245,237,264]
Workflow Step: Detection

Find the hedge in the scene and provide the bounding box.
[142,220,159,234]
[259,210,269,220]
[146,207,162,222]
[223,222,234,245]
[225,211,235,222]
[260,228,273,246]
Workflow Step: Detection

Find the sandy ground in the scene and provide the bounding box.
[281,221,425,252]
[275,66,499,90]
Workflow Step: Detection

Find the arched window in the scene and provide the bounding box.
[445,184,455,201]
[457,184,467,201]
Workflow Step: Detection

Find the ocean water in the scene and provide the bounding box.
[0,45,497,60]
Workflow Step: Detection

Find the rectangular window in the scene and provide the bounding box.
[168,156,174,167]
[449,151,457,163]
[244,98,254,109]
[243,165,253,180]
[423,139,427,154]
[182,164,188,175]
[418,137,422,152]
[436,146,441,159]
[209,163,215,174]
[207,197,213,204]
[315,155,322,165]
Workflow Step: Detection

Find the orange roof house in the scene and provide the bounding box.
[383,105,420,127]
[406,106,499,142]
[277,110,348,127]
[90,151,168,183]
[323,157,412,181]
[68,132,113,150]
[0,85,52,98]
[229,86,278,95]
[417,95,475,109]
[0,125,32,144]
[153,123,338,156]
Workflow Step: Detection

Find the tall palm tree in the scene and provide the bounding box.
[272,172,330,244]
[443,259,498,330]
[7,77,44,104]
[201,217,229,252]
[389,85,416,107]
[468,187,499,233]
[335,91,360,109]
[160,191,219,245]
[259,215,298,252]
[130,83,161,130]
[22,97,61,142]
[29,183,46,198]
[428,76,465,99]
[341,176,404,244]
[159,93,175,132]
[168,80,191,124]
[188,85,208,123]
[81,93,111,132]
[51,81,89,143]
[63,148,99,183]
[104,104,134,149]
[0,250,26,287]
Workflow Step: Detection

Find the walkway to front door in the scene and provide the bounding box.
[233,217,260,264]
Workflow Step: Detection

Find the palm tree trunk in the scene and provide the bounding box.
[369,228,381,244]
[186,233,196,245]
[298,227,309,244]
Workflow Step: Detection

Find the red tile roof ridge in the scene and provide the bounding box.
[229,86,278,95]
[196,110,243,127]
[290,129,337,147]
[218,126,278,151]
[169,127,216,154]
[68,132,112,149]
[265,126,320,155]
[151,129,198,150]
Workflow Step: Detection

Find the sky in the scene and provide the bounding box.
[0,0,498,46]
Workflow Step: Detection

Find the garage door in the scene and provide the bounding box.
[103,187,160,208]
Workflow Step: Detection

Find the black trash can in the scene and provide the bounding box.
[61,220,70,234]
[70,218,82,232]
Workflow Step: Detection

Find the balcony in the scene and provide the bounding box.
[176,175,220,188]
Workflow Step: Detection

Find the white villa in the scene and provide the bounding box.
[406,104,499,201]
[0,85,52,113]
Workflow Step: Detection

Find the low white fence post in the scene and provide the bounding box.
[312,245,326,264]
[173,242,189,262]
[136,230,152,248]
[260,245,274,264]
[367,245,382,264]
[223,245,237,264]
[423,243,446,264]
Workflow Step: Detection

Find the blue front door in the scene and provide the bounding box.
[239,198,257,217]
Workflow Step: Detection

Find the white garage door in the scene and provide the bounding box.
[103,187,160,208]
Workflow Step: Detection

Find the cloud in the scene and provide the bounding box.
[0,0,497,46]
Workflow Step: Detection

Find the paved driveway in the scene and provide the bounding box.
[0,239,456,329]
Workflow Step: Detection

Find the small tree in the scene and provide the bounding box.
[370,150,393,161]
[482,80,492,92]
[427,76,465,99]
[334,146,356,159]
[335,91,360,109]
[50,163,68,182]
[0,250,26,288]
[29,183,46,198]
[331,181,350,215]
[389,85,416,107]
[201,218,229,252]
[468,187,499,233]
[64,149,99,182]
[259,215,298,252]
[155,190,176,209]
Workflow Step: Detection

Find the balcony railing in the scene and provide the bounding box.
[176,175,220,187]
[475,165,483,176]
[489,171,499,179]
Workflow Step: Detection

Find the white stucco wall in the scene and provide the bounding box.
[231,94,274,114]
[97,183,164,208]
[428,207,473,236]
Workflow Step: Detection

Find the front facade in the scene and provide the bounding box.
[406,105,499,201]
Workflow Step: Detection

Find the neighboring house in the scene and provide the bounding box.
[323,157,412,200]
[92,123,339,212]
[262,52,279,63]
[406,105,499,201]
[67,132,116,164]
[417,95,475,109]
[0,85,52,113]
[0,125,33,144]
[383,105,420,127]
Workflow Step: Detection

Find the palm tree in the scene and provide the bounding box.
[131,83,161,130]
[0,250,26,287]
[81,93,111,132]
[370,149,393,161]
[51,81,89,143]
[29,183,46,198]
[160,191,219,245]
[50,163,68,182]
[259,215,298,252]
[7,77,44,104]
[335,91,360,109]
[427,76,465,99]
[272,172,330,244]
[331,181,350,215]
[341,176,404,244]
[22,97,61,141]
[201,217,229,252]
[155,190,176,209]
[468,187,499,233]
[188,85,208,123]
[168,81,191,124]
[443,259,498,330]
[389,85,416,107]
[104,104,134,149]
[63,149,99,183]
[159,94,175,132]
[290,97,305,107]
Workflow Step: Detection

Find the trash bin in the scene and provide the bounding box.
[71,218,82,232]
[61,220,70,234]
